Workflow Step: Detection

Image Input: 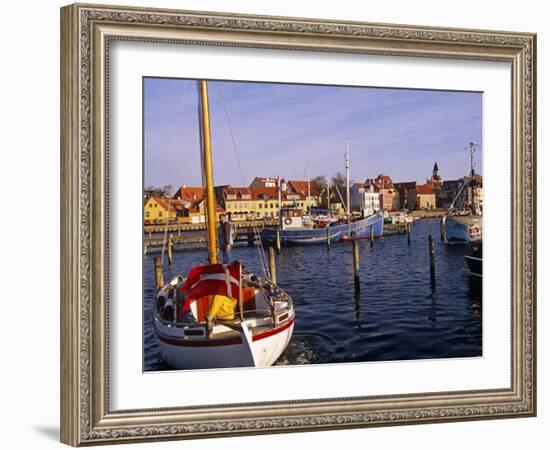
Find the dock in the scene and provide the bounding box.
[383,223,409,235]
[144,228,260,254]
[144,219,277,234]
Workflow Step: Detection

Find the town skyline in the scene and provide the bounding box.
[144,78,483,189]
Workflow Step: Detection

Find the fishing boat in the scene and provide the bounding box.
[153,81,295,369]
[442,142,483,245]
[464,239,482,277]
[442,215,482,244]
[261,141,384,245]
[260,208,384,245]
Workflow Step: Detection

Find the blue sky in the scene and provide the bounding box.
[144,78,482,189]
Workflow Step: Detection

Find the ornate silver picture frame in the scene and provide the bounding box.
[60,3,536,446]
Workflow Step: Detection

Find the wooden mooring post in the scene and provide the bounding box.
[428,234,436,280]
[352,240,360,293]
[326,227,331,250]
[154,256,164,289]
[167,235,173,265]
[440,218,445,241]
[407,223,411,245]
[143,243,148,256]
[247,232,254,247]
[428,234,435,259]
[275,228,281,255]
[268,246,277,284]
[369,225,374,248]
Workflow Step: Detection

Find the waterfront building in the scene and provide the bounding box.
[250,186,307,219]
[351,182,381,217]
[287,180,321,209]
[438,179,465,208]
[408,183,436,210]
[393,181,417,211]
[364,174,397,211]
[219,186,255,221]
[144,196,177,224]
[465,174,483,213]
[186,198,225,224]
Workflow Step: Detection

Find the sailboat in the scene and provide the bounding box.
[260,141,384,245]
[153,81,295,369]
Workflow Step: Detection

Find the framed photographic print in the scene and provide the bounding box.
[60,3,536,446]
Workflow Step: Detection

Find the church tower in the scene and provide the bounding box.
[430,162,443,188]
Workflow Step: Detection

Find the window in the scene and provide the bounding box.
[259,203,263,209]
[145,212,150,218]
[158,211,163,217]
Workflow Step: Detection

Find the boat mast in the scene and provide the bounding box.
[278,175,282,220]
[198,80,218,264]
[326,180,330,211]
[307,163,311,213]
[345,139,350,220]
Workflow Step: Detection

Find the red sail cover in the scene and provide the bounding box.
[181,262,241,312]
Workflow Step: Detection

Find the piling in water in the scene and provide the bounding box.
[268,246,277,284]
[275,228,281,255]
[428,234,436,281]
[440,219,445,241]
[428,234,435,259]
[144,243,148,256]
[352,240,360,293]
[407,223,411,245]
[167,235,173,265]
[370,225,374,247]
[326,227,331,250]
[154,256,164,289]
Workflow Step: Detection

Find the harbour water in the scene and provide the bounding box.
[143,219,482,371]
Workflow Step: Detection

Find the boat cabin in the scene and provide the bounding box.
[280,207,308,230]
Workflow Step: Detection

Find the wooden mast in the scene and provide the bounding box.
[198,80,218,264]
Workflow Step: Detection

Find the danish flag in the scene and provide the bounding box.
[180,261,241,312]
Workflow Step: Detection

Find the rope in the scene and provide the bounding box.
[161,80,189,265]
[218,83,270,278]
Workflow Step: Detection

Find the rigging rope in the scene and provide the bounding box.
[161,80,189,266]
[218,83,270,279]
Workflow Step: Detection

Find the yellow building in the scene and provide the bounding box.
[144,196,176,224]
[218,186,307,221]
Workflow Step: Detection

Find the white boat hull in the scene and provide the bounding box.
[443,215,482,244]
[155,317,295,370]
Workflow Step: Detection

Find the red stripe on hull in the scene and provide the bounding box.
[155,316,295,347]
[253,317,295,342]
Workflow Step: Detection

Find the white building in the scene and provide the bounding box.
[351,182,380,217]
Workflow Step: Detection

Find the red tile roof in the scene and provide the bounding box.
[223,186,252,199]
[150,196,175,212]
[288,180,321,196]
[173,186,204,202]
[415,184,435,195]
[250,186,306,201]
[250,186,278,200]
